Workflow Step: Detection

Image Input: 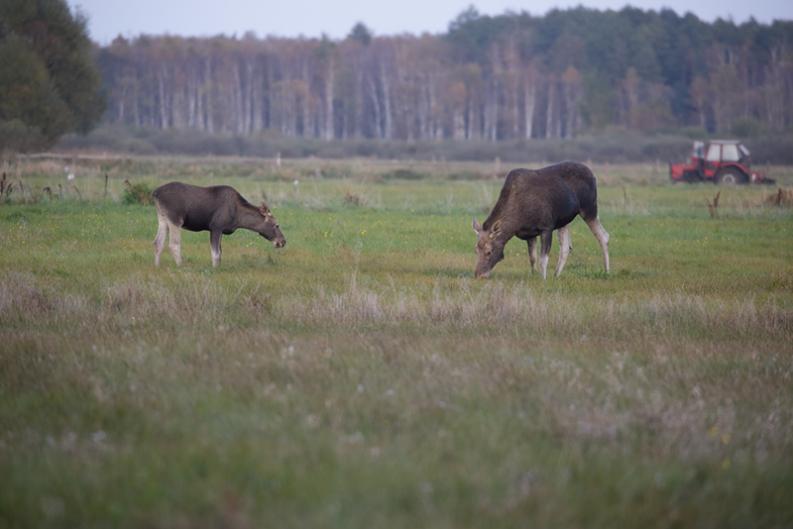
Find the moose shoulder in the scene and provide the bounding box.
[152,182,285,267]
[473,162,610,279]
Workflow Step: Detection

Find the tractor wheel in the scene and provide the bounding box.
[716,167,748,185]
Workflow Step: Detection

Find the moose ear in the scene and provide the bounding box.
[259,202,270,215]
[490,219,502,238]
[472,217,482,234]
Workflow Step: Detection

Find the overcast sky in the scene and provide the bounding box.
[66,0,793,43]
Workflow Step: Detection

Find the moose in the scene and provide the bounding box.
[152,182,286,267]
[472,161,610,279]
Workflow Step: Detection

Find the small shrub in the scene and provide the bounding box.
[343,191,363,207]
[448,170,486,181]
[382,169,427,180]
[764,188,793,208]
[122,180,154,205]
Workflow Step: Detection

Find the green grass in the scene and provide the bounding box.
[1,156,792,528]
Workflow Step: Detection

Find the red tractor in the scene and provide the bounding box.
[669,140,773,185]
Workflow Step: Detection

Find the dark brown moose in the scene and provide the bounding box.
[152,182,285,267]
[473,162,609,279]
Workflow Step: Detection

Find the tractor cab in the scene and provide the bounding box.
[703,140,750,164]
[670,140,772,185]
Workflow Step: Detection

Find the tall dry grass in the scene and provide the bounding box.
[3,272,789,343]
[276,275,791,339]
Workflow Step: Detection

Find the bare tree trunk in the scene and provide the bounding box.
[367,76,382,139]
[187,76,196,128]
[512,82,520,139]
[233,62,244,134]
[251,63,262,132]
[246,60,255,133]
[353,68,363,139]
[158,68,168,129]
[428,76,439,139]
[381,62,392,140]
[524,82,535,139]
[485,81,498,141]
[454,109,464,140]
[132,82,140,127]
[118,85,127,122]
[195,77,204,131]
[262,58,272,131]
[204,58,214,133]
[324,58,335,140]
[465,99,473,140]
[545,82,554,138]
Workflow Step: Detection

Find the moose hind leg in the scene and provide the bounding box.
[210,231,222,268]
[555,225,572,277]
[527,237,538,273]
[539,230,553,280]
[586,218,610,273]
[153,213,168,266]
[167,221,182,266]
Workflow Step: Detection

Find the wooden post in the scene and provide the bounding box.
[707,191,720,218]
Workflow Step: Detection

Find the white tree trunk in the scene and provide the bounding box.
[524,83,535,139]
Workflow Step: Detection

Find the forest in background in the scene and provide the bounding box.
[95,7,793,145]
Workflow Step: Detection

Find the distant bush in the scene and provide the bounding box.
[743,135,793,165]
[122,181,154,205]
[382,169,427,180]
[731,118,767,138]
[0,120,47,154]
[448,171,486,181]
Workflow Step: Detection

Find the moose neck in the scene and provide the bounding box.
[484,215,515,244]
[236,204,263,231]
[492,230,513,247]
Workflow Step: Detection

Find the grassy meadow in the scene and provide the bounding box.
[1,155,792,528]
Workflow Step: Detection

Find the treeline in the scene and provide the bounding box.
[97,7,793,142]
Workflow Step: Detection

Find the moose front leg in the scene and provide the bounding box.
[527,237,538,273]
[210,230,222,268]
[539,229,553,280]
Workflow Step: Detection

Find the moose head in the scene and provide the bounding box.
[257,202,286,248]
[472,218,505,279]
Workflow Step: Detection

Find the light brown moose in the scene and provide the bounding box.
[152,182,285,267]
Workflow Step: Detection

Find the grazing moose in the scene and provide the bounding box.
[152,182,286,267]
[473,162,610,279]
